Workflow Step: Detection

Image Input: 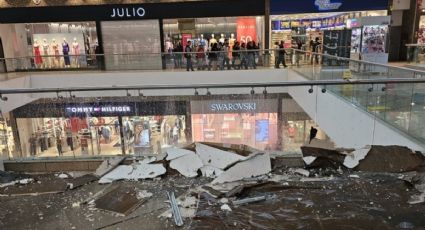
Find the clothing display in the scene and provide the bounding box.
[33,45,43,65]
[62,42,70,66]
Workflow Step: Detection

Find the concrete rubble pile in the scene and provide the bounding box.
[2,142,425,228]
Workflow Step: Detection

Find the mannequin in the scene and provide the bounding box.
[33,39,43,68]
[229,33,236,48]
[199,34,207,48]
[62,38,70,68]
[42,39,50,68]
[219,34,225,44]
[51,38,60,68]
[209,34,217,50]
[72,37,80,68]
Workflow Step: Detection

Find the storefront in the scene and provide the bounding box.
[0,0,265,71]
[269,0,389,65]
[191,99,279,150]
[9,100,188,158]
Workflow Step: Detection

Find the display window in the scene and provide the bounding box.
[191,99,278,151]
[0,116,15,159]
[163,16,264,68]
[16,116,124,158]
[122,115,188,155]
[24,22,98,70]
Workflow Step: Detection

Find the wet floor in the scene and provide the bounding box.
[0,172,424,230]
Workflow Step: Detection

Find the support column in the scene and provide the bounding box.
[264,0,271,50]
[159,19,166,70]
[118,116,126,155]
[95,21,106,70]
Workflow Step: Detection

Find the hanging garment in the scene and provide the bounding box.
[52,44,60,61]
[63,42,71,65]
[34,46,43,64]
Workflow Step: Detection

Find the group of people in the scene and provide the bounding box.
[273,37,322,68]
[172,39,261,71]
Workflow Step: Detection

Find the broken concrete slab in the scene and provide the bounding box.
[65,174,98,190]
[271,157,305,170]
[305,138,336,150]
[98,163,166,184]
[212,153,271,184]
[0,174,67,196]
[95,186,146,215]
[199,166,223,178]
[355,146,425,173]
[169,153,203,178]
[0,160,4,171]
[166,148,194,161]
[303,156,317,166]
[0,171,32,184]
[289,168,310,177]
[95,157,126,177]
[343,148,370,169]
[196,143,246,170]
[301,146,346,169]
[185,142,253,157]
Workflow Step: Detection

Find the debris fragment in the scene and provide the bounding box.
[289,168,310,177]
[196,143,246,170]
[301,146,346,169]
[95,186,146,215]
[199,166,223,178]
[408,193,425,205]
[343,148,370,169]
[137,190,153,199]
[72,202,80,208]
[349,175,360,179]
[99,163,166,184]
[166,148,194,161]
[232,194,276,206]
[212,153,271,184]
[220,204,232,212]
[354,146,425,173]
[167,191,184,227]
[57,173,69,179]
[303,156,317,165]
[95,157,126,177]
[169,153,203,178]
[398,222,415,229]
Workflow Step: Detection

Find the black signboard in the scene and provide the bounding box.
[322,29,351,66]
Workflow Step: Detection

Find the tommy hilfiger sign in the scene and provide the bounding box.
[66,106,132,113]
[110,7,146,18]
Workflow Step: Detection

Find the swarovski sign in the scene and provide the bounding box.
[314,0,342,11]
[66,106,132,113]
[210,103,257,112]
[110,7,145,18]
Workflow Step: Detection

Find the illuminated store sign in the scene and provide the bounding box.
[210,103,257,112]
[110,7,145,18]
[315,0,342,11]
[66,106,132,113]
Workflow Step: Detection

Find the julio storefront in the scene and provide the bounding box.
[269,0,389,64]
[10,100,188,158]
[0,0,265,72]
[191,99,279,151]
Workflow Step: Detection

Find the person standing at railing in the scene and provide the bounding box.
[185,40,194,71]
[232,41,241,70]
[240,42,248,70]
[273,41,279,68]
[221,40,231,70]
[276,40,287,68]
[208,43,219,71]
[196,45,207,70]
[247,41,256,69]
[173,42,183,68]
[311,37,321,65]
[295,39,303,67]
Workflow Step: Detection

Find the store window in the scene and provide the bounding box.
[163,16,264,67]
[19,22,99,71]
[122,115,188,155]
[101,20,162,70]
[0,115,14,159]
[15,116,126,158]
[191,99,277,151]
[270,10,387,64]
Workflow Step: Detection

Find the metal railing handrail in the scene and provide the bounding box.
[292,49,425,75]
[1,78,425,95]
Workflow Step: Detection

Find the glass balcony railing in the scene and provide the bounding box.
[291,49,425,146]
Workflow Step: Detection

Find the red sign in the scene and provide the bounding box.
[182,34,192,49]
[237,18,257,44]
